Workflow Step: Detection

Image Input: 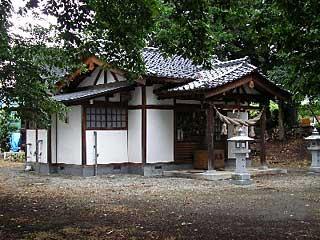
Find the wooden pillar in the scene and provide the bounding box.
[81,105,87,165]
[47,118,52,165]
[35,124,38,163]
[141,86,147,164]
[207,104,215,171]
[278,100,286,141]
[260,104,267,167]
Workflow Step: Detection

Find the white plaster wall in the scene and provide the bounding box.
[147,109,174,163]
[146,85,173,105]
[128,110,142,163]
[57,105,82,165]
[227,111,249,159]
[51,114,57,164]
[128,86,142,106]
[116,73,126,82]
[26,130,36,162]
[106,71,114,83]
[37,129,48,163]
[95,69,105,85]
[86,130,128,164]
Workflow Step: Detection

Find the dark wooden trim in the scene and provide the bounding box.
[128,105,143,110]
[129,103,258,112]
[173,99,177,162]
[214,104,260,110]
[253,74,291,100]
[35,126,38,163]
[81,105,87,165]
[55,114,58,164]
[104,70,107,84]
[86,127,127,131]
[128,105,174,110]
[83,101,127,107]
[206,105,215,170]
[260,103,267,166]
[205,76,253,99]
[48,118,52,164]
[25,121,28,163]
[111,71,119,82]
[84,104,128,130]
[278,100,286,141]
[142,86,147,164]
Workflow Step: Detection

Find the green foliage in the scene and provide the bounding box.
[298,101,320,119]
[4,152,25,162]
[0,2,71,126]
[40,0,319,101]
[207,0,320,101]
[270,101,279,112]
[1,0,319,127]
[0,110,18,152]
[42,0,216,75]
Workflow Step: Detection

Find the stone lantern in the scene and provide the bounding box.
[228,127,254,185]
[305,128,320,175]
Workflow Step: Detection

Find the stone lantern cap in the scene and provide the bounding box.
[228,127,254,142]
[305,128,320,141]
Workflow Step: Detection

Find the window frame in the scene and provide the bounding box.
[84,102,128,130]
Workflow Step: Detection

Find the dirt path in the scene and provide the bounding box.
[0,161,319,240]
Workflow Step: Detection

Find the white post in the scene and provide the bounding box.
[93,131,98,176]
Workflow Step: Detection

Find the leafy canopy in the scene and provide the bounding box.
[0,0,319,127]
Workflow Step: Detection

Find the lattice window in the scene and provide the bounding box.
[85,106,127,130]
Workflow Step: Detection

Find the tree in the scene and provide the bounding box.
[41,0,320,100]
[1,0,319,127]
[0,0,70,126]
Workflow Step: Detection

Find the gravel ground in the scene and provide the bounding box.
[0,161,319,240]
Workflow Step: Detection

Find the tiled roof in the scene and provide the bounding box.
[168,57,257,92]
[143,47,200,79]
[142,48,260,92]
[53,82,134,103]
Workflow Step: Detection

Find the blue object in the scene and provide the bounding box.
[10,132,20,152]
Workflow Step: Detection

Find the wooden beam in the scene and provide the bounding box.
[111,71,119,82]
[253,75,291,100]
[141,86,147,164]
[93,69,103,86]
[55,114,58,164]
[173,99,177,162]
[278,100,286,141]
[35,126,38,163]
[207,104,215,170]
[260,103,267,167]
[81,105,87,165]
[47,118,52,165]
[205,76,252,99]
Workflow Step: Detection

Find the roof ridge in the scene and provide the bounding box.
[197,61,246,82]
[212,56,250,68]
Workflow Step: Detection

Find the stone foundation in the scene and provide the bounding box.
[30,162,192,177]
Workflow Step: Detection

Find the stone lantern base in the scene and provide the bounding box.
[231,172,253,185]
